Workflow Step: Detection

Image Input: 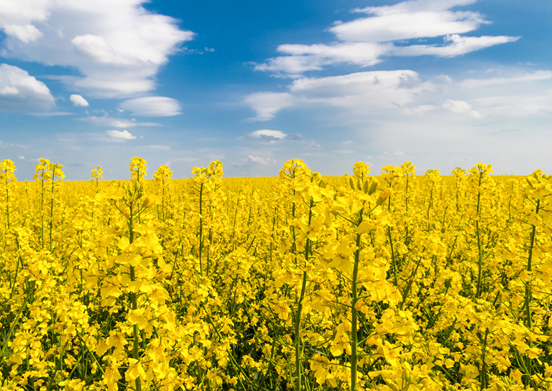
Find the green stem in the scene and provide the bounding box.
[350,206,364,391]
[49,169,55,252]
[524,199,540,328]
[294,198,313,391]
[5,183,9,230]
[387,227,399,288]
[128,203,142,391]
[480,328,489,390]
[198,182,204,276]
[475,173,483,299]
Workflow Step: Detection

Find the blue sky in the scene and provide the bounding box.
[0,0,550,180]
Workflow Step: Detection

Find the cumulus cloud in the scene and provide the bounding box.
[254,0,517,77]
[0,63,55,112]
[244,92,294,121]
[2,24,43,43]
[0,0,194,98]
[105,129,136,140]
[70,94,89,107]
[442,99,482,118]
[119,96,181,117]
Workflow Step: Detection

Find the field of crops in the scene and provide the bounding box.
[0,157,550,391]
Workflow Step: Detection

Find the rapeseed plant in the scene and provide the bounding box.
[0,158,550,391]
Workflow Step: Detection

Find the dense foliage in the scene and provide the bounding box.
[0,157,550,391]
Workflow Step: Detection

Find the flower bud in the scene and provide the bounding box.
[142,196,152,208]
[376,188,393,206]
[123,208,131,218]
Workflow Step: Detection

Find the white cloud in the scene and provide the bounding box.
[248,155,275,165]
[247,129,287,143]
[289,70,433,111]
[442,99,482,118]
[106,129,136,140]
[80,116,160,127]
[254,0,517,77]
[70,94,89,107]
[245,70,437,120]
[460,70,552,88]
[0,0,194,98]
[244,92,294,121]
[18,155,25,160]
[333,0,484,43]
[71,34,138,65]
[2,24,43,43]
[443,99,472,113]
[391,34,519,57]
[0,63,55,111]
[255,42,389,75]
[471,95,551,117]
[119,96,181,117]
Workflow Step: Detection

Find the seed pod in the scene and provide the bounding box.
[368,181,378,195]
[348,177,355,189]
[363,179,370,193]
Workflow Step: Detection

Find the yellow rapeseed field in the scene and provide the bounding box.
[0,157,550,391]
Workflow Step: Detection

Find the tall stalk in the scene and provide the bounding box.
[522,199,540,389]
[294,198,313,391]
[41,172,45,249]
[524,199,540,328]
[5,181,10,230]
[127,201,142,391]
[475,173,483,299]
[49,167,56,252]
[350,222,363,391]
[198,182,204,276]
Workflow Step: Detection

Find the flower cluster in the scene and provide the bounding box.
[0,157,550,391]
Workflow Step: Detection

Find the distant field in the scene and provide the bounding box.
[0,158,550,391]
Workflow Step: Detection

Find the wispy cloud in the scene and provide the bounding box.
[79,116,160,128]
[254,0,517,76]
[119,96,181,117]
[244,92,294,121]
[246,70,434,119]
